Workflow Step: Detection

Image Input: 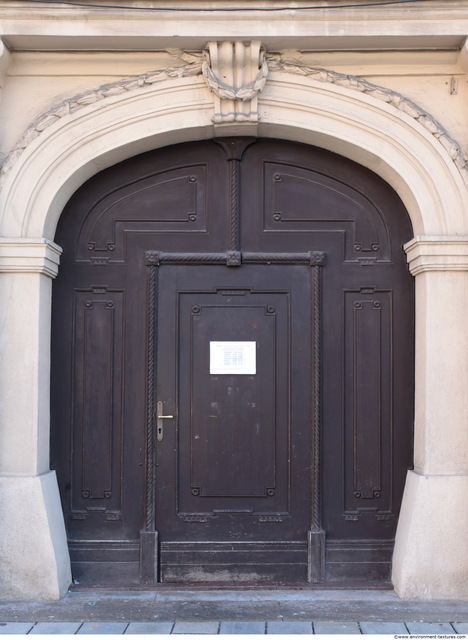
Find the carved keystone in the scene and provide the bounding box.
[203,41,268,124]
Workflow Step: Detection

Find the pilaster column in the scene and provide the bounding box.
[0,39,10,91]
[0,39,11,166]
[392,236,468,600]
[0,238,71,600]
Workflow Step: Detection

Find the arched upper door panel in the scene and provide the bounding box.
[60,141,229,262]
[240,139,407,262]
[59,139,408,266]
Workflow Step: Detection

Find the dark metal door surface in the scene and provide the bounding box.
[51,138,414,587]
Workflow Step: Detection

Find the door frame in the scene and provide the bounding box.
[142,250,325,584]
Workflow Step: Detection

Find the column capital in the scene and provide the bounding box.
[0,238,62,278]
[404,236,468,276]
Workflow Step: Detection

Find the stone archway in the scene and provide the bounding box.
[0,63,467,599]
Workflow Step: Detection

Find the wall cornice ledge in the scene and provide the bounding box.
[0,238,62,278]
[405,236,468,275]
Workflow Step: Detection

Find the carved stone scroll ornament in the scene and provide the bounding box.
[202,42,269,124]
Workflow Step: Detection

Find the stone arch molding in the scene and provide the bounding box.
[1,52,468,240]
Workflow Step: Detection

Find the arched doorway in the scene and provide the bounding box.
[50,137,414,587]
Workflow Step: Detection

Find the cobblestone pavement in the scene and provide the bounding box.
[0,590,467,635]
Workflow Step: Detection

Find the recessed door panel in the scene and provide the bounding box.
[183,297,284,503]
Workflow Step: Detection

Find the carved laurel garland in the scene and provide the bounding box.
[1,49,467,186]
[0,57,204,180]
[202,55,269,101]
[267,55,468,173]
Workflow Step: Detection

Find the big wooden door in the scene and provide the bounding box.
[51,138,414,587]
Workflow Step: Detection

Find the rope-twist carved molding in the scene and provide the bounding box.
[1,49,467,187]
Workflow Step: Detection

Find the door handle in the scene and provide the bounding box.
[156,400,174,441]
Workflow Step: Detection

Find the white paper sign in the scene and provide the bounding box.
[210,341,256,375]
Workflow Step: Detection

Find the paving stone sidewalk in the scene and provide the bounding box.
[0,590,467,635]
[0,620,467,634]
